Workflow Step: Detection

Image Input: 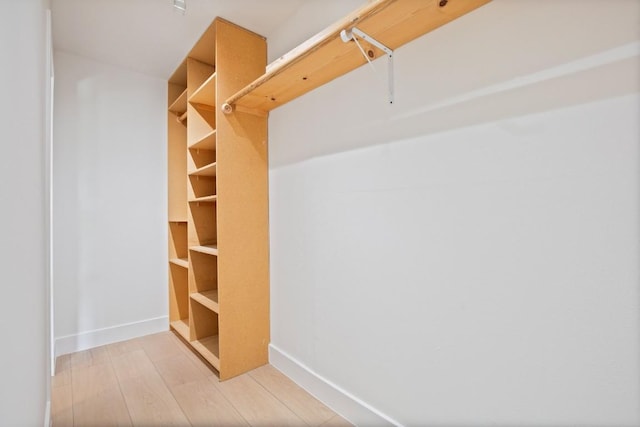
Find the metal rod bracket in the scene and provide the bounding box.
[340,27,394,104]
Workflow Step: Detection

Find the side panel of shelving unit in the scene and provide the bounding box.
[168,71,190,340]
[215,19,269,380]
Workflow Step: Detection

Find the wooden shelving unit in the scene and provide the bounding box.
[167,18,269,381]
[223,0,491,114]
[167,1,489,382]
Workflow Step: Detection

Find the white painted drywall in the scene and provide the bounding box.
[0,0,49,425]
[53,51,168,354]
[268,0,640,425]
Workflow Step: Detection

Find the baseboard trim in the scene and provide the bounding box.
[55,316,168,357]
[269,344,401,426]
[44,400,51,427]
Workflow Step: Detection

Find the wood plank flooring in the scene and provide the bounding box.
[51,331,351,427]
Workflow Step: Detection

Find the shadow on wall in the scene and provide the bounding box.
[269,0,640,167]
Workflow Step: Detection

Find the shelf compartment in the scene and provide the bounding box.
[224,0,491,113]
[190,249,217,300]
[170,319,190,341]
[168,88,188,116]
[189,162,217,177]
[191,291,219,313]
[189,195,217,203]
[188,175,216,200]
[191,336,220,370]
[169,263,189,323]
[190,245,218,256]
[189,202,217,246]
[169,222,188,260]
[188,129,216,151]
[169,258,189,268]
[189,72,217,108]
[190,299,220,370]
[189,147,216,170]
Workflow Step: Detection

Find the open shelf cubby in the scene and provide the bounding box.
[189,146,216,171]
[169,262,189,339]
[190,249,218,315]
[190,299,220,370]
[189,203,217,246]
[168,88,188,116]
[188,175,216,200]
[188,129,216,151]
[189,72,216,108]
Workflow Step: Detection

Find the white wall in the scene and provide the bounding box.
[53,51,168,355]
[267,1,640,425]
[0,0,49,425]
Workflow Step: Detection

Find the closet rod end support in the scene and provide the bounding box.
[221,103,233,115]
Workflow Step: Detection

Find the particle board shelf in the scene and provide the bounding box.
[192,336,220,370]
[189,129,217,150]
[190,244,218,256]
[189,72,217,108]
[170,319,190,341]
[189,162,217,177]
[168,88,188,115]
[224,0,491,113]
[189,195,217,203]
[191,290,219,313]
[169,258,189,268]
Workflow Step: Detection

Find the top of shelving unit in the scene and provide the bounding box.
[223,0,491,113]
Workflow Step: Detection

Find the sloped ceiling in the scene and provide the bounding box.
[51,0,306,79]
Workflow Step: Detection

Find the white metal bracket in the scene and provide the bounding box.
[340,27,394,104]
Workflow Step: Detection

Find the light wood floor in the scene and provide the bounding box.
[51,331,352,426]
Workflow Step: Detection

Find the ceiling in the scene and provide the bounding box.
[51,0,306,79]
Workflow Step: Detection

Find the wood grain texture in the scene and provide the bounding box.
[171,377,248,426]
[215,374,305,426]
[226,0,492,112]
[51,384,73,427]
[110,349,157,382]
[153,353,212,388]
[215,18,270,381]
[70,345,110,369]
[250,364,336,426]
[118,373,190,426]
[138,332,185,363]
[71,363,132,426]
[52,332,340,426]
[106,338,143,358]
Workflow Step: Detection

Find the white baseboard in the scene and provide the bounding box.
[44,400,51,427]
[55,316,169,357]
[269,344,401,427]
